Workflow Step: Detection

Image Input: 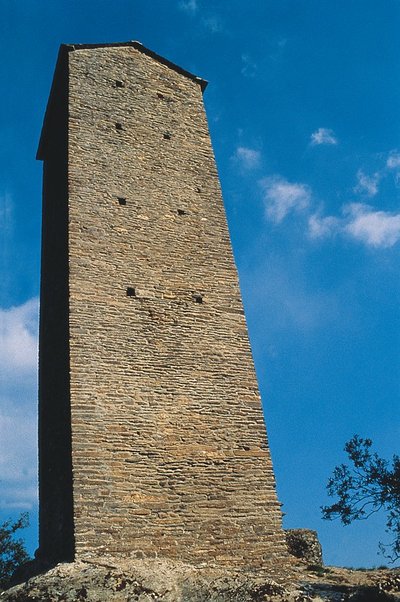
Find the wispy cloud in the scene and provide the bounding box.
[310,128,338,146]
[309,204,400,248]
[241,54,257,78]
[234,146,261,170]
[0,408,37,509]
[386,151,400,170]
[352,149,400,198]
[0,297,39,510]
[258,148,400,248]
[178,2,223,34]
[203,15,222,33]
[386,151,400,183]
[343,203,400,248]
[260,175,311,223]
[244,255,341,334]
[0,298,39,375]
[258,166,400,248]
[0,193,13,231]
[1,193,15,302]
[179,0,198,14]
[354,169,381,197]
[268,37,288,62]
[308,213,340,239]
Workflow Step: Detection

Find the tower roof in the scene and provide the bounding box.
[37,41,208,160]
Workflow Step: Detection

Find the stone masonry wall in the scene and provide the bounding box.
[42,44,287,567]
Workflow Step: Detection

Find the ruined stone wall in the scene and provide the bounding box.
[40,43,286,566]
[285,530,323,566]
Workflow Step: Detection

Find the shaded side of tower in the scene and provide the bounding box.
[37,42,287,567]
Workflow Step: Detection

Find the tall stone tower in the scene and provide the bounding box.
[37,42,286,566]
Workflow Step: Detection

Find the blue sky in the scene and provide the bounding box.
[0,0,399,568]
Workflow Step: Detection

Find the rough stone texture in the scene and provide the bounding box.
[285,529,323,566]
[37,43,286,566]
[2,559,400,601]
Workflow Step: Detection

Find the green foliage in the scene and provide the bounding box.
[322,436,400,563]
[0,513,30,590]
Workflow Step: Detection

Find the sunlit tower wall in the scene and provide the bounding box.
[37,42,287,566]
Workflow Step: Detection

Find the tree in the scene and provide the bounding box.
[0,513,30,590]
[322,435,400,563]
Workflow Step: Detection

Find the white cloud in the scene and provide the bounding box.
[386,151,400,184]
[354,169,381,197]
[0,298,39,375]
[234,146,261,170]
[352,149,400,200]
[259,162,400,249]
[343,203,400,248]
[179,0,198,14]
[0,409,37,509]
[260,175,311,223]
[310,128,338,146]
[0,298,39,510]
[308,203,400,248]
[308,213,340,239]
[386,151,400,170]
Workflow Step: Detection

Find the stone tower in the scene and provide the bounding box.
[37,42,286,566]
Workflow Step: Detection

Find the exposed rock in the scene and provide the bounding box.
[0,558,291,602]
[285,529,323,565]
[1,557,399,601]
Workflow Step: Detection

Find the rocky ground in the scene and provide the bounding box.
[1,556,399,601]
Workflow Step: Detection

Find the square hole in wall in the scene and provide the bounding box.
[192,294,203,304]
[177,209,187,216]
[115,122,123,131]
[115,80,125,88]
[118,197,127,206]
[126,287,136,297]
[163,132,171,140]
